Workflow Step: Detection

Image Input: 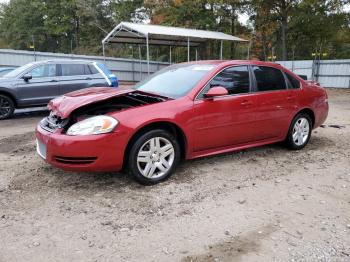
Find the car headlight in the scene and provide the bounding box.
[66,116,118,136]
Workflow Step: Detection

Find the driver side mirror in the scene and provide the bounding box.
[204,86,228,98]
[22,74,32,82]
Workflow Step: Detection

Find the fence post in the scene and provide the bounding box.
[131,59,135,82]
[315,59,321,82]
[138,45,142,81]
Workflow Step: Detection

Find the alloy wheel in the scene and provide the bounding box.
[292,117,310,146]
[136,137,175,179]
[0,96,12,119]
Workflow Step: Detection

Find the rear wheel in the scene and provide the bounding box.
[286,113,312,150]
[0,95,15,120]
[128,129,180,185]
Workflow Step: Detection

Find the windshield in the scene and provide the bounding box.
[134,63,217,98]
[2,63,35,78]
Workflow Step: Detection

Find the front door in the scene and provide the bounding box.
[16,63,60,106]
[192,65,257,152]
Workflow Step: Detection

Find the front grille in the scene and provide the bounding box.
[40,112,64,133]
[54,156,97,165]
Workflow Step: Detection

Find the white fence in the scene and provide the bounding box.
[0,49,169,82]
[277,59,350,88]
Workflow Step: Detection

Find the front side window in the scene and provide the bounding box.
[285,73,300,89]
[29,64,56,78]
[253,66,286,91]
[61,64,89,76]
[208,66,250,95]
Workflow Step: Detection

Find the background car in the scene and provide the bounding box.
[0,60,118,119]
[36,60,329,185]
[0,67,17,77]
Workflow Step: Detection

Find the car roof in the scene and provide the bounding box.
[28,60,96,65]
[179,59,281,67]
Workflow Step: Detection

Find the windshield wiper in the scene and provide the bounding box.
[131,91,170,101]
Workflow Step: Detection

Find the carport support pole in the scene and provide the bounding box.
[187,37,190,62]
[247,41,251,60]
[220,40,223,60]
[169,46,172,64]
[102,42,106,62]
[146,35,150,75]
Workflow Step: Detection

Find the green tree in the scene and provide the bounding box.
[0,0,46,50]
[288,0,349,59]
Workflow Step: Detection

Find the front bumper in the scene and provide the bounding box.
[36,125,128,172]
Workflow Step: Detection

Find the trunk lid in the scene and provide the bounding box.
[48,87,134,118]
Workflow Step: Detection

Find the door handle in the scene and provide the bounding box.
[287,96,295,101]
[85,77,92,80]
[50,79,58,82]
[240,100,253,106]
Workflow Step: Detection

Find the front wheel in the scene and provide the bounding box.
[0,95,15,120]
[128,129,180,185]
[286,113,312,150]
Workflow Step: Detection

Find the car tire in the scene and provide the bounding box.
[128,129,180,185]
[0,94,15,120]
[286,113,312,150]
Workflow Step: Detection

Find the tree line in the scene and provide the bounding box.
[0,0,349,61]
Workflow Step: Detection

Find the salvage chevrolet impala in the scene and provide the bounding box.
[36,60,328,184]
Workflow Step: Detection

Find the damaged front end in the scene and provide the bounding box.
[40,90,167,134]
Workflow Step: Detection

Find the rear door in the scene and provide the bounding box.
[252,65,295,140]
[192,65,257,151]
[57,63,91,95]
[16,63,60,106]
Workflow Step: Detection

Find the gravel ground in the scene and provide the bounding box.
[0,89,349,262]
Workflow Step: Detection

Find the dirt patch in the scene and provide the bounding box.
[183,225,276,262]
[0,132,35,154]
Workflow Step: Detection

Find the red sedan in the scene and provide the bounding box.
[36,60,328,184]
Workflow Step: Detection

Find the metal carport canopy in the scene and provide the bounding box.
[102,22,248,74]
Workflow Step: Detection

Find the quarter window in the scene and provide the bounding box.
[253,66,286,91]
[208,66,250,95]
[61,64,90,76]
[29,64,56,78]
[88,64,99,74]
[285,73,300,89]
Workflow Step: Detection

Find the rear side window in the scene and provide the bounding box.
[208,66,250,95]
[285,73,300,89]
[29,64,56,78]
[61,64,90,76]
[253,66,286,91]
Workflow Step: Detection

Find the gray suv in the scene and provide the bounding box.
[0,60,118,119]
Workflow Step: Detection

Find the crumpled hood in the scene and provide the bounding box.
[48,87,134,118]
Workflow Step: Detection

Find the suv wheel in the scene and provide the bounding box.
[286,113,312,150]
[128,129,180,185]
[0,95,15,120]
